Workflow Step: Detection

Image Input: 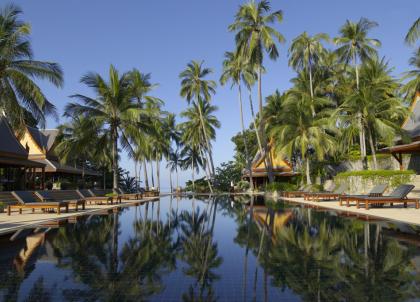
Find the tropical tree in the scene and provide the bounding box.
[179,60,217,176]
[0,4,63,132]
[402,47,420,101]
[334,18,381,167]
[220,51,254,190]
[228,0,285,183]
[288,32,329,116]
[405,17,420,46]
[268,92,336,184]
[180,144,203,193]
[167,149,181,192]
[65,65,146,191]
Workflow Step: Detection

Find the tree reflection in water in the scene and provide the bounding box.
[1,196,420,301]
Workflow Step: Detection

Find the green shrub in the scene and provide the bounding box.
[335,170,415,190]
[265,182,298,192]
[0,201,5,212]
[237,180,250,191]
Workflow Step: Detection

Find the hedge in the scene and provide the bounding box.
[335,170,416,190]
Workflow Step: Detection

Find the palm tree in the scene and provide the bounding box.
[334,18,381,168]
[220,51,254,190]
[179,60,217,176]
[228,0,285,183]
[65,65,145,191]
[288,32,329,116]
[269,92,336,184]
[180,144,203,192]
[405,17,420,46]
[0,4,63,131]
[167,149,181,192]
[401,47,420,101]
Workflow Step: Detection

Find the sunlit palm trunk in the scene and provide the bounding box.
[150,161,155,188]
[143,159,149,190]
[306,156,312,185]
[257,66,274,183]
[199,145,214,194]
[112,128,118,192]
[368,127,378,170]
[156,158,160,192]
[239,84,253,191]
[169,171,173,193]
[196,97,215,176]
[308,56,316,117]
[176,167,179,191]
[134,160,138,190]
[354,52,367,169]
[192,159,195,192]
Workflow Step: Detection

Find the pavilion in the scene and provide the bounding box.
[19,126,101,187]
[0,117,46,191]
[379,92,420,171]
[242,145,298,188]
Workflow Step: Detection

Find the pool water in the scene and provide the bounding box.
[1,195,420,301]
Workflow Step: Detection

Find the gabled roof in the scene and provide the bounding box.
[26,126,59,154]
[0,117,29,159]
[402,92,420,140]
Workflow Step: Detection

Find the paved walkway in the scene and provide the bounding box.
[0,197,160,236]
[281,196,420,226]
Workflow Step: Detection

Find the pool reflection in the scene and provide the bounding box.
[0,195,420,301]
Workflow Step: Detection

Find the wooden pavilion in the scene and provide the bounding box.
[242,145,298,188]
[0,117,46,191]
[379,92,420,170]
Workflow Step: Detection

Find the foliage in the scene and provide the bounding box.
[213,161,242,192]
[231,128,258,168]
[237,180,250,191]
[335,169,416,190]
[185,177,208,193]
[265,182,298,192]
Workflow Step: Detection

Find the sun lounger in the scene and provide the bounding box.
[76,189,114,205]
[356,184,419,210]
[8,191,69,215]
[282,185,312,198]
[35,190,86,211]
[116,188,143,200]
[339,184,387,207]
[304,183,347,201]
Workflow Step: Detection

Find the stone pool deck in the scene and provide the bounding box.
[280,196,420,226]
[0,196,162,236]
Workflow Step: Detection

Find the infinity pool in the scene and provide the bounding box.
[1,195,420,301]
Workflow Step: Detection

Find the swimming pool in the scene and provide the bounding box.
[1,195,420,301]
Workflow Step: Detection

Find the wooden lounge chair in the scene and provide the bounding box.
[339,184,387,207]
[282,185,312,198]
[356,184,419,210]
[304,184,347,201]
[8,191,69,215]
[77,189,114,205]
[116,188,143,200]
[35,190,86,211]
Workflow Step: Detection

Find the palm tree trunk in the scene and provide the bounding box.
[176,167,179,191]
[308,58,316,117]
[196,97,215,176]
[156,159,160,192]
[192,159,195,192]
[306,156,312,185]
[368,127,378,170]
[257,66,274,183]
[199,145,214,194]
[143,159,149,190]
[353,51,367,169]
[103,168,106,189]
[150,161,155,188]
[248,88,264,152]
[134,160,138,190]
[112,127,118,192]
[169,170,173,193]
[239,84,253,191]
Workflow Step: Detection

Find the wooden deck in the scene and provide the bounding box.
[280,196,420,226]
[0,196,162,236]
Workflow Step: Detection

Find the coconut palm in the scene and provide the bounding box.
[269,93,336,184]
[405,17,420,46]
[228,0,285,183]
[220,51,254,190]
[179,60,217,176]
[401,47,420,101]
[167,149,181,192]
[65,65,145,191]
[0,4,63,131]
[334,18,381,167]
[180,144,203,193]
[288,32,329,116]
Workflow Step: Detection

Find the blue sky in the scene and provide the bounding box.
[12,0,419,189]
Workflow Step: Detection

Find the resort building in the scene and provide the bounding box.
[19,126,101,189]
[242,145,298,187]
[0,117,46,191]
[380,92,420,171]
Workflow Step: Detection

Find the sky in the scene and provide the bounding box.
[11,0,420,190]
